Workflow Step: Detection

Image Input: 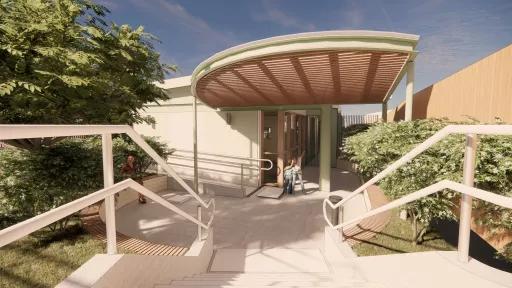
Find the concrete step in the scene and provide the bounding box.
[189,273,332,280]
[157,283,385,288]
[157,272,388,288]
[209,249,330,273]
[166,280,340,287]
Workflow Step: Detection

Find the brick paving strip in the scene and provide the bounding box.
[80,205,188,256]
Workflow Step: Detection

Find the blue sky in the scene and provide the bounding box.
[99,0,512,114]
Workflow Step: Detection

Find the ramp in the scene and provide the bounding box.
[256,186,284,199]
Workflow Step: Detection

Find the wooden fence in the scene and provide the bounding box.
[341,114,380,128]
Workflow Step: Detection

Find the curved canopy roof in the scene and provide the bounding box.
[191,30,419,109]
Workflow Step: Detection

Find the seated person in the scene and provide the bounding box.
[283,159,295,195]
[292,159,305,193]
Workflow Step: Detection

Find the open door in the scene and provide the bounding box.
[262,111,279,185]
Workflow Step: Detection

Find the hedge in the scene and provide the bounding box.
[343,119,512,243]
[0,136,169,230]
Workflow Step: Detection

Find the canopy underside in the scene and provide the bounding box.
[192,31,419,108]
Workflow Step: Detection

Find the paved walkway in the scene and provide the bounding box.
[114,165,367,249]
[343,185,392,246]
[80,207,188,256]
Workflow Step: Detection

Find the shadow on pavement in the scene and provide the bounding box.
[432,219,512,273]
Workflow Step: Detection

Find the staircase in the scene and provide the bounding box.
[156,272,385,288]
[152,246,386,288]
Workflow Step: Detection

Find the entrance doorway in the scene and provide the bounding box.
[262,111,278,184]
[261,110,319,187]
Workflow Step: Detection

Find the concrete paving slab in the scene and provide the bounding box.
[56,254,123,288]
[210,249,330,273]
[256,186,284,199]
[114,165,366,250]
[354,251,512,288]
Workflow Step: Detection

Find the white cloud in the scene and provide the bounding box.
[130,0,237,47]
[339,0,365,29]
[254,0,316,31]
[417,8,504,74]
[378,1,394,30]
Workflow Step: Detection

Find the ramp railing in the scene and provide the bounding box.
[0,125,215,253]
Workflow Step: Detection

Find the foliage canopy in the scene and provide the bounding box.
[0,0,174,126]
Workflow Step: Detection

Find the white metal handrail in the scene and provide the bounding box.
[324,124,512,264]
[0,178,215,248]
[0,124,215,254]
[0,125,210,209]
[171,149,274,171]
[125,129,211,208]
[329,125,512,211]
[169,149,274,195]
[323,180,512,230]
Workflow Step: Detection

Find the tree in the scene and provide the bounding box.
[0,0,175,149]
[343,119,512,245]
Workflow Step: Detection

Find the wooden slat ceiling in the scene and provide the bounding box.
[195,50,409,108]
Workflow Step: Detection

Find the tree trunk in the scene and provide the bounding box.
[410,210,418,245]
[417,226,428,244]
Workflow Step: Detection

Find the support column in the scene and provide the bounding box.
[314,117,319,156]
[258,111,264,187]
[382,101,388,123]
[319,105,331,192]
[277,111,285,187]
[405,61,415,121]
[330,107,337,168]
[296,115,301,161]
[306,116,311,162]
[285,113,291,160]
[102,133,116,255]
[458,134,478,262]
[193,96,199,194]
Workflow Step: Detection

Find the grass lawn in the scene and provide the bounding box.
[352,209,456,256]
[0,224,105,288]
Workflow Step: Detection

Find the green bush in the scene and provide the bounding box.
[0,136,169,230]
[343,119,512,243]
[498,242,512,263]
[0,140,102,230]
[342,123,373,139]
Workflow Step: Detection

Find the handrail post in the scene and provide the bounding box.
[197,205,202,241]
[102,133,117,255]
[240,163,244,197]
[458,133,478,263]
[340,206,344,241]
[329,195,344,240]
[193,95,200,194]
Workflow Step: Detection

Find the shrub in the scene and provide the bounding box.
[343,119,512,244]
[0,135,169,230]
[342,123,373,139]
[498,242,512,263]
[0,140,102,230]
